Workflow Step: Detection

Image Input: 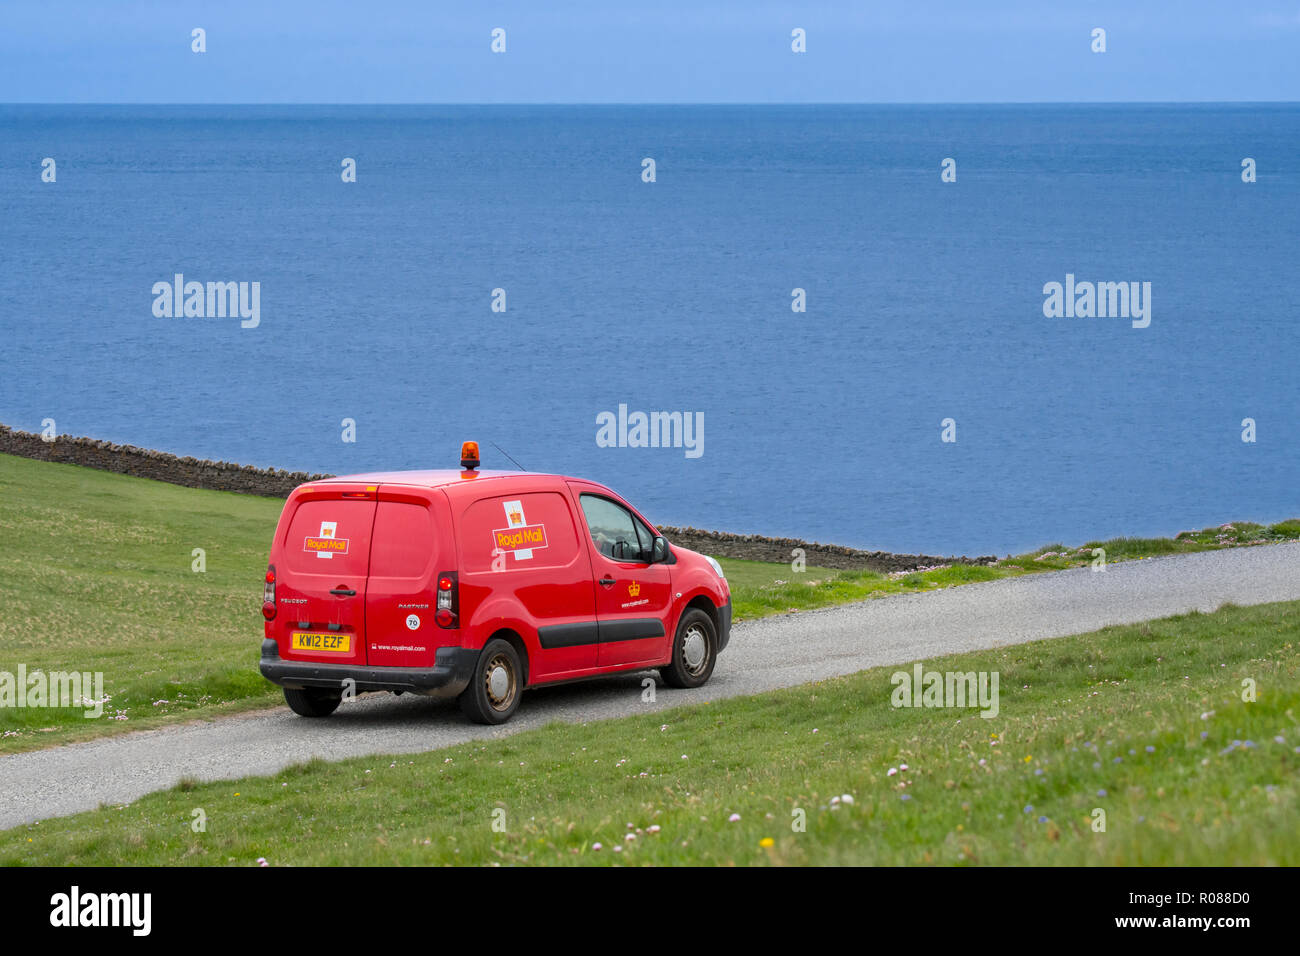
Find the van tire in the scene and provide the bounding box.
[459,638,524,725]
[660,608,717,689]
[284,687,342,718]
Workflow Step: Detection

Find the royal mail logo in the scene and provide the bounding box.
[493,524,548,552]
[493,500,547,560]
[628,581,641,597]
[304,520,349,559]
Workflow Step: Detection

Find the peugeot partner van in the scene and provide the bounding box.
[259,443,731,724]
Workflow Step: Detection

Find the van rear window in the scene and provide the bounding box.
[369,502,436,578]
[284,498,376,577]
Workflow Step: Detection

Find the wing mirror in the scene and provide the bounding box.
[611,536,669,563]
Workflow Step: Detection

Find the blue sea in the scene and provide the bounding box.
[1,104,1296,555]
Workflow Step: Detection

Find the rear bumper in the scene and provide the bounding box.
[259,639,476,699]
[717,598,733,652]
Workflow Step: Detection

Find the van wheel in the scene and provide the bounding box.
[660,608,717,689]
[284,687,342,717]
[459,639,523,725]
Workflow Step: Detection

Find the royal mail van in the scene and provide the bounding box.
[259,443,732,724]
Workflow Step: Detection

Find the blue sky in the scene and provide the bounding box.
[2,1,1297,103]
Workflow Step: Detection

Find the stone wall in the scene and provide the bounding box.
[655,526,996,573]
[0,424,995,572]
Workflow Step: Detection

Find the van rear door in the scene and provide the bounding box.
[271,483,378,668]
[364,490,448,668]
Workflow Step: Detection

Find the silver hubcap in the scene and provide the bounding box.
[682,626,708,672]
[488,664,511,701]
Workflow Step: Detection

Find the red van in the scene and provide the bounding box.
[259,443,732,724]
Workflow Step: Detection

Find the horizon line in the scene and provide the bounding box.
[4,99,1298,107]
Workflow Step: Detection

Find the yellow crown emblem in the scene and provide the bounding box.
[628,581,641,597]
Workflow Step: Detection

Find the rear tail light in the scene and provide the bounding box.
[262,565,276,620]
[436,571,459,628]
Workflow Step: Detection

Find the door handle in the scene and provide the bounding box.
[329,587,357,596]
[599,577,615,588]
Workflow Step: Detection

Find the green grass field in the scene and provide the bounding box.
[4,599,1296,865]
[0,453,284,749]
[2,450,1297,753]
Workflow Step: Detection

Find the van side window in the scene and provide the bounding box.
[580,494,651,562]
[631,514,655,555]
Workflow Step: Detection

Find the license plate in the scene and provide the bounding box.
[291,632,351,654]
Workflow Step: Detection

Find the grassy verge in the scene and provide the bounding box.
[0,454,284,752]
[4,599,1296,865]
[2,450,1297,753]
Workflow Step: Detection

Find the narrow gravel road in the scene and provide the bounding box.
[3,543,1298,830]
